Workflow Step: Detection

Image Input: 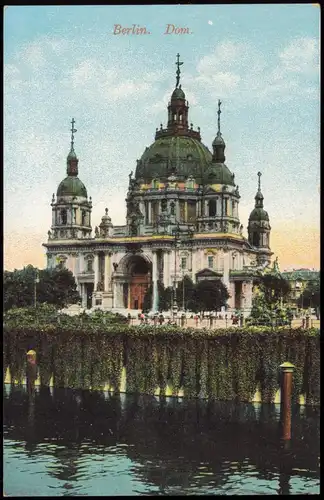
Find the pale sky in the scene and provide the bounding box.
[4,4,320,271]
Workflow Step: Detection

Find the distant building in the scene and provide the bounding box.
[43,55,273,314]
[282,268,319,309]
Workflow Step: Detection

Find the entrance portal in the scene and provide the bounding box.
[234,282,242,310]
[128,256,151,310]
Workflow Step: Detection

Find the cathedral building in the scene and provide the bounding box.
[43,55,272,315]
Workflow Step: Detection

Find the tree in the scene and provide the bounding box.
[4,265,81,311]
[39,267,81,307]
[157,282,172,312]
[247,273,293,327]
[142,285,152,313]
[195,280,229,313]
[176,276,196,311]
[259,274,291,306]
[297,278,320,318]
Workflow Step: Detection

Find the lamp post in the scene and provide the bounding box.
[171,223,194,320]
[182,269,185,311]
[172,223,181,319]
[34,270,40,308]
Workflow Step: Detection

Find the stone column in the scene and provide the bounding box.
[228,282,235,310]
[244,280,253,316]
[119,283,124,308]
[74,253,80,276]
[152,251,158,311]
[191,248,197,283]
[94,253,99,291]
[113,281,117,308]
[104,252,111,291]
[223,252,230,295]
[163,251,169,288]
[149,201,152,224]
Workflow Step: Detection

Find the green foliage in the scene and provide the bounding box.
[247,272,293,327]
[195,280,230,313]
[3,323,320,406]
[260,273,291,305]
[142,285,153,312]
[297,278,320,313]
[176,276,197,312]
[305,336,320,406]
[158,282,173,312]
[182,339,198,398]
[4,265,81,310]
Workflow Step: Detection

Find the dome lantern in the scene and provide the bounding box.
[153,54,201,142]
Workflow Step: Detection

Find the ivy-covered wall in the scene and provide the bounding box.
[3,326,320,406]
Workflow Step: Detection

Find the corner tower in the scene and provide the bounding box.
[48,119,92,241]
[248,172,272,265]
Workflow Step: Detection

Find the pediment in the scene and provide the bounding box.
[196,268,223,278]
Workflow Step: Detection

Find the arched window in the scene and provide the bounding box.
[87,258,93,272]
[179,114,183,122]
[170,202,175,215]
[57,255,67,269]
[82,210,87,226]
[252,232,260,246]
[208,256,214,269]
[173,114,177,121]
[224,198,228,216]
[232,201,235,215]
[208,200,216,217]
[61,209,67,225]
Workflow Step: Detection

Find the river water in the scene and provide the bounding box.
[3,384,320,496]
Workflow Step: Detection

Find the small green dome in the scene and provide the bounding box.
[171,87,185,100]
[249,207,269,222]
[206,162,235,186]
[212,132,225,146]
[57,176,87,198]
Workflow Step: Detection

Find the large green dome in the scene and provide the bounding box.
[57,176,87,198]
[249,207,269,222]
[135,136,213,184]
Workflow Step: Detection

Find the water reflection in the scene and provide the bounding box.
[3,384,320,496]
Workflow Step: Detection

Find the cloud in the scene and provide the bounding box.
[279,37,319,75]
[195,38,319,103]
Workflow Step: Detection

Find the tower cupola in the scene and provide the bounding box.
[49,119,92,241]
[248,172,272,263]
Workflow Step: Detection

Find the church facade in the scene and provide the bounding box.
[43,56,272,315]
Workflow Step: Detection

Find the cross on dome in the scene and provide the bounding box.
[175,53,183,88]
